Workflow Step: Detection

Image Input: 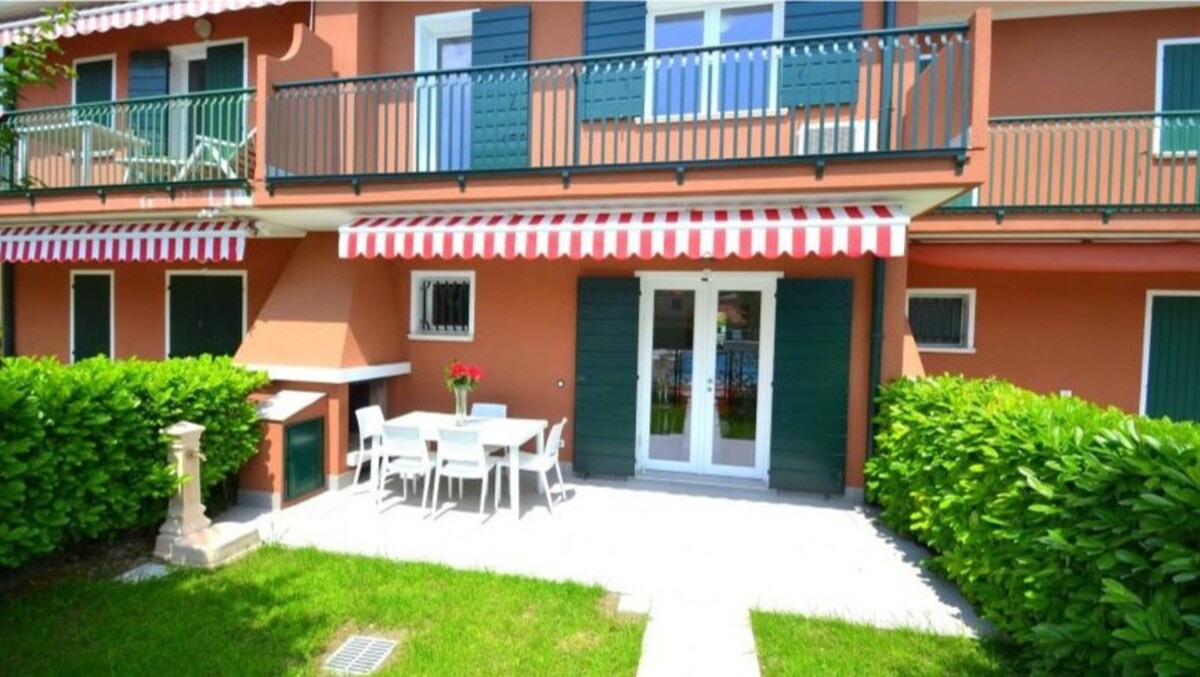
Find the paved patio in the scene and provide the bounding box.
[223,473,987,675]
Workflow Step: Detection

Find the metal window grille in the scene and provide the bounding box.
[909,295,969,348]
[419,277,471,335]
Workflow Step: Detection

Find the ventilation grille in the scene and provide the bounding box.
[324,635,398,675]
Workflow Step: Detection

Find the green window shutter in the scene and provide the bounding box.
[578,1,646,121]
[74,59,114,126]
[1145,296,1200,421]
[778,1,862,108]
[769,278,853,494]
[168,274,244,358]
[128,50,170,154]
[204,42,246,143]
[71,273,111,361]
[285,417,326,500]
[573,277,638,476]
[1160,43,1200,153]
[471,6,530,170]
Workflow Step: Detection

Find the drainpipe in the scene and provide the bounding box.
[2,263,14,357]
[866,1,898,458]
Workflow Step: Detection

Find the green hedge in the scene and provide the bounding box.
[866,376,1200,675]
[0,356,268,569]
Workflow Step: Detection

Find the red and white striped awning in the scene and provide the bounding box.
[339,205,908,260]
[0,221,248,263]
[1,0,290,47]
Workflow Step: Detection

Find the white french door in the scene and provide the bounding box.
[636,272,779,480]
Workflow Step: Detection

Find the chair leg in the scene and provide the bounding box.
[421,472,431,513]
[539,471,554,514]
[494,465,502,510]
[430,468,441,516]
[554,462,566,498]
[479,475,489,515]
[353,449,365,487]
[399,472,407,500]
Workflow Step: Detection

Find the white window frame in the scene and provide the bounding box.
[409,270,475,342]
[1139,290,1200,415]
[69,270,115,362]
[71,53,117,106]
[413,9,477,173]
[167,37,250,158]
[644,0,785,122]
[906,288,976,353]
[164,270,248,358]
[1154,37,1200,158]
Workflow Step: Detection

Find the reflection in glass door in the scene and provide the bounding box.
[638,273,776,479]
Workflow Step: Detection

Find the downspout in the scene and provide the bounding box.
[2,263,14,357]
[866,0,898,459]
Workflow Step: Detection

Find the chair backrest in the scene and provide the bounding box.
[381,423,429,461]
[544,418,568,458]
[470,402,507,419]
[355,405,385,449]
[436,428,487,467]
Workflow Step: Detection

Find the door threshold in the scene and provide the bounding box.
[636,470,769,491]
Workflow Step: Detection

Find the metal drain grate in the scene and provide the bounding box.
[324,635,398,675]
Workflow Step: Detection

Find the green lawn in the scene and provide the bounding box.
[752,612,1016,677]
[0,546,645,676]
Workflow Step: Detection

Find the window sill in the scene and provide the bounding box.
[916,346,976,355]
[408,333,474,343]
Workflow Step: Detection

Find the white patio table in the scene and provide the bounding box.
[382,411,547,518]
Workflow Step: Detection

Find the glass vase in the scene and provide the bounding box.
[454,385,469,425]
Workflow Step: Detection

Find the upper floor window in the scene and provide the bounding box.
[647,1,783,118]
[73,55,115,125]
[410,271,475,341]
[1157,38,1200,154]
[907,289,976,352]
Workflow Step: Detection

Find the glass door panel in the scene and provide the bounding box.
[711,290,762,469]
[648,289,696,464]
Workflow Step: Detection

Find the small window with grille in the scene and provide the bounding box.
[907,289,975,351]
[410,271,474,340]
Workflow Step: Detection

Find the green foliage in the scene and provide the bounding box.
[0,356,268,569]
[866,376,1200,675]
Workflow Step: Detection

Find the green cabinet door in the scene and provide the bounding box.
[573,277,639,476]
[769,278,854,494]
[1145,295,1200,421]
[168,274,244,358]
[71,273,112,361]
[285,417,326,500]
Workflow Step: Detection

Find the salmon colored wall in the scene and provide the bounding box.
[19,3,309,109]
[385,255,878,489]
[989,7,1200,116]
[240,393,327,497]
[12,238,299,361]
[908,262,1200,412]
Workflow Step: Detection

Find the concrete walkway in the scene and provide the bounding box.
[222,475,987,675]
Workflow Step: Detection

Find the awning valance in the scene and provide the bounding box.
[1,0,290,47]
[339,205,908,260]
[0,221,248,263]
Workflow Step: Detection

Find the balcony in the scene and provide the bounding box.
[264,23,977,189]
[0,89,256,199]
[940,111,1200,218]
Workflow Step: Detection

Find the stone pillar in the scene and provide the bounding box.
[156,421,211,542]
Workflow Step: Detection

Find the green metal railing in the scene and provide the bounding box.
[943,111,1200,213]
[0,88,255,194]
[266,23,974,184]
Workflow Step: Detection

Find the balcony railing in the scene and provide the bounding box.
[0,88,256,195]
[942,111,1200,214]
[266,23,974,185]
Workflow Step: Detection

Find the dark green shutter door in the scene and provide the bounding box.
[778,1,862,108]
[471,6,530,170]
[204,42,246,143]
[285,417,326,500]
[770,278,853,494]
[578,1,646,121]
[75,59,114,125]
[128,50,171,154]
[168,274,244,358]
[1160,43,1200,153]
[71,273,111,361]
[1145,296,1200,421]
[573,277,638,476]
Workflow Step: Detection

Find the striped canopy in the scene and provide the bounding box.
[338,205,909,260]
[0,221,248,262]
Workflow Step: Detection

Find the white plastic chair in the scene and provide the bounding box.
[376,423,436,511]
[352,406,386,489]
[432,428,501,516]
[470,402,508,419]
[515,417,569,514]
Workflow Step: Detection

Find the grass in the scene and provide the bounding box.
[751,613,1017,677]
[0,546,646,676]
